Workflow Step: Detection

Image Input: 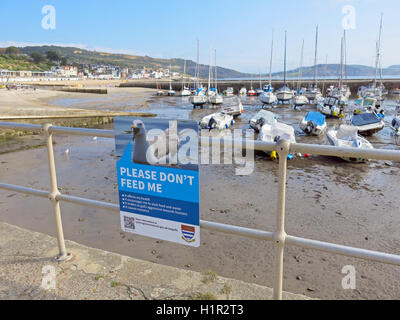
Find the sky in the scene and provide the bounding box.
[0,0,399,73]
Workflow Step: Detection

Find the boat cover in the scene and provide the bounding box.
[351,113,381,127]
[305,111,326,126]
[336,125,358,140]
[255,110,276,126]
[260,122,296,143]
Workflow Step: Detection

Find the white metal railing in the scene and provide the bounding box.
[1,121,400,300]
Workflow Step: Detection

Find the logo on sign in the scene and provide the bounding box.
[181,225,195,243]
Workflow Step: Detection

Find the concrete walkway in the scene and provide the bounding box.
[0,222,311,300]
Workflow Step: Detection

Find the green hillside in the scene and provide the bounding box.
[0,53,53,71]
[19,45,249,79]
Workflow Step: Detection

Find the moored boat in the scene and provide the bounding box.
[326,125,373,162]
[199,112,234,130]
[351,112,385,136]
[300,111,326,136]
[249,109,276,132]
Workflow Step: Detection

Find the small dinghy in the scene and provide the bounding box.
[249,110,276,133]
[221,97,244,117]
[300,111,327,136]
[199,112,234,130]
[326,125,373,163]
[258,122,296,160]
[317,96,345,118]
[351,112,385,136]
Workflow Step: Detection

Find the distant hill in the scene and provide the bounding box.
[2,45,400,79]
[272,64,400,78]
[17,45,250,79]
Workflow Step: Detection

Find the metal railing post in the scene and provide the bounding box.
[273,139,290,300]
[43,123,71,262]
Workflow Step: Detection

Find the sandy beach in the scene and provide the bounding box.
[1,85,400,299]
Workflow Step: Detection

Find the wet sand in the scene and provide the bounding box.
[1,90,400,299]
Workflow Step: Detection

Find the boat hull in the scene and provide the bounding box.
[259,92,277,105]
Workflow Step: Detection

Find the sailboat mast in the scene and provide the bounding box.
[322,54,328,95]
[283,30,287,87]
[182,60,186,90]
[339,37,343,88]
[214,49,218,92]
[313,26,319,86]
[195,39,200,89]
[374,12,383,88]
[297,39,304,91]
[208,46,212,90]
[169,64,172,90]
[269,29,274,87]
[343,30,347,83]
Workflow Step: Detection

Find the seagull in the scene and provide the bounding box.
[129,120,193,165]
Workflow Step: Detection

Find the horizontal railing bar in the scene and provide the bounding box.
[1,181,400,267]
[286,235,400,266]
[291,143,400,162]
[56,193,119,211]
[0,182,49,198]
[0,122,43,131]
[200,219,274,241]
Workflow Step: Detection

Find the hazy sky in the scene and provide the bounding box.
[0,0,398,73]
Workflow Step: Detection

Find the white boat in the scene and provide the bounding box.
[207,49,223,105]
[260,29,277,106]
[304,86,322,102]
[199,112,234,130]
[221,97,243,117]
[293,41,308,107]
[293,92,309,107]
[258,121,296,159]
[317,96,345,118]
[189,89,208,106]
[239,87,247,96]
[224,87,234,96]
[326,125,373,162]
[259,87,277,105]
[249,109,276,132]
[300,111,327,136]
[168,64,175,96]
[277,31,294,103]
[351,112,385,136]
[190,40,207,107]
[209,94,223,105]
[181,87,191,96]
[276,86,294,103]
[305,27,322,103]
[181,60,191,96]
[256,88,264,95]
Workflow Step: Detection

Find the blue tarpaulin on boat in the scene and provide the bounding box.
[351,113,381,126]
[305,111,326,126]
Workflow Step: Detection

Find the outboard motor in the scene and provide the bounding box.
[392,118,400,132]
[207,117,217,131]
[304,121,315,134]
[255,118,265,132]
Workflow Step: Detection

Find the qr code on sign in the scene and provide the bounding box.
[123,216,135,230]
